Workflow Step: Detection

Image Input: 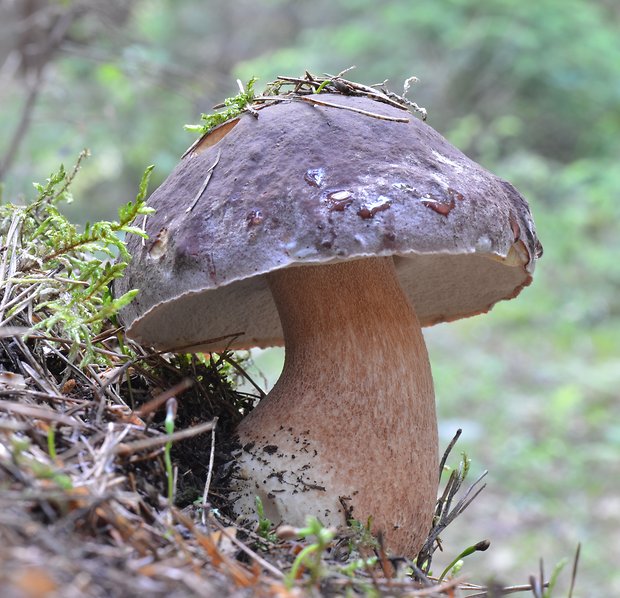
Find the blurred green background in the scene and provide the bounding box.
[1,0,618,594]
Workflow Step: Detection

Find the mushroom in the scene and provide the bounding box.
[116,93,542,555]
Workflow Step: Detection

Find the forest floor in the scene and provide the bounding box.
[0,323,574,597]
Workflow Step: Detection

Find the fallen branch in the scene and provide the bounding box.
[114,420,217,455]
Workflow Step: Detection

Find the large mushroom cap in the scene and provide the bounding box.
[117,94,542,350]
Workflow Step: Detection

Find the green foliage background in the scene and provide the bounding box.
[1,0,619,594]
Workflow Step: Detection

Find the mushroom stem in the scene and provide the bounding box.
[232,256,438,555]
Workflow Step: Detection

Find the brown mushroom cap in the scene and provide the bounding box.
[116,94,542,351]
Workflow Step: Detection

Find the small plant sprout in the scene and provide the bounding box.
[347,517,380,552]
[254,496,278,543]
[438,539,490,581]
[314,78,332,94]
[339,555,379,577]
[10,435,72,490]
[164,397,178,504]
[46,424,57,461]
[285,517,336,589]
[544,559,568,598]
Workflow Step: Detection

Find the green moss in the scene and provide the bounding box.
[185,77,258,135]
[0,150,154,365]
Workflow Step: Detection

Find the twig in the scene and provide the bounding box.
[325,574,465,596]
[155,332,246,355]
[452,471,488,517]
[0,400,86,427]
[271,68,425,118]
[0,419,29,431]
[201,416,218,525]
[113,420,217,455]
[0,214,23,322]
[0,326,30,338]
[405,576,464,596]
[0,388,88,405]
[209,515,285,579]
[27,333,126,360]
[185,149,221,213]
[275,75,323,89]
[428,470,488,548]
[439,428,462,478]
[295,94,410,121]
[333,65,357,78]
[568,543,581,598]
[221,353,266,399]
[257,94,409,123]
[323,72,411,111]
[134,378,194,418]
[171,508,263,587]
[465,582,547,597]
[384,89,428,120]
[16,340,62,395]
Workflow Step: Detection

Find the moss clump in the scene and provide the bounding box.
[0,150,153,364]
[185,77,258,135]
[184,69,427,137]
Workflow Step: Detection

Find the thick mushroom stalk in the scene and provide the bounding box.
[231,256,437,555]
